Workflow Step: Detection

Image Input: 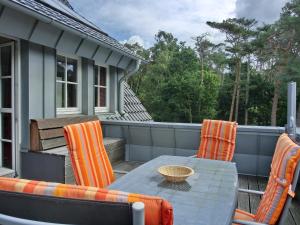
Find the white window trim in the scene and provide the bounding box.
[0,42,15,170]
[94,64,110,113]
[56,52,82,115]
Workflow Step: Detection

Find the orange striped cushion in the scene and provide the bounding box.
[254,133,300,224]
[233,209,255,225]
[0,177,173,225]
[197,119,237,161]
[64,120,115,188]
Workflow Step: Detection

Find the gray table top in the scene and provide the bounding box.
[109,155,238,225]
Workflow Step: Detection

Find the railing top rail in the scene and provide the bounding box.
[102,120,285,133]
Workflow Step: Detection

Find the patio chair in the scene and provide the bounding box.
[193,119,237,161]
[232,133,300,225]
[0,177,174,225]
[64,120,126,188]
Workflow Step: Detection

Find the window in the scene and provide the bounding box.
[56,55,81,114]
[94,65,109,112]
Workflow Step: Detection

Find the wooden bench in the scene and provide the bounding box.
[30,116,99,151]
[22,116,125,184]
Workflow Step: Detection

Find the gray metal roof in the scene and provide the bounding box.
[9,0,142,60]
[41,0,104,33]
[107,82,153,122]
[57,0,72,9]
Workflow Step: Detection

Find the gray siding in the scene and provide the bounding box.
[43,47,56,118]
[0,6,36,40]
[0,5,136,69]
[20,41,57,150]
[108,66,119,113]
[56,31,82,55]
[102,120,285,177]
[82,58,94,115]
[20,40,30,151]
[19,40,121,151]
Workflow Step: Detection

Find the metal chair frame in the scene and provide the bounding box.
[232,162,300,225]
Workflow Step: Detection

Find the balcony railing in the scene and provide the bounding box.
[102,120,285,177]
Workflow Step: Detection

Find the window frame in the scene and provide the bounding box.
[94,64,110,113]
[56,52,82,115]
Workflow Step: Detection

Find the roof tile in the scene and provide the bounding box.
[106,82,153,122]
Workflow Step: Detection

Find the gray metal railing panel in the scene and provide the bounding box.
[102,120,285,176]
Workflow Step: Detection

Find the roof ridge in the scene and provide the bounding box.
[36,0,108,36]
[58,0,73,9]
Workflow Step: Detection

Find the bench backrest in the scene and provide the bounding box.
[30,116,99,151]
[0,177,173,225]
[0,190,133,225]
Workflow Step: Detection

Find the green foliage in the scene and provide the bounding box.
[128,31,219,123]
[127,0,300,126]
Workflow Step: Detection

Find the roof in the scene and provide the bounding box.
[107,82,153,122]
[8,0,142,60]
[57,0,73,9]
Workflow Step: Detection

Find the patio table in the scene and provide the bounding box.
[109,155,238,225]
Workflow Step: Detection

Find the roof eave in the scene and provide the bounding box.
[1,0,145,62]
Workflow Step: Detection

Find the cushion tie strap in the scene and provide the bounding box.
[274,176,295,198]
[288,184,296,198]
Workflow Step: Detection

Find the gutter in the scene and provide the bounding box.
[1,0,143,61]
[118,59,141,115]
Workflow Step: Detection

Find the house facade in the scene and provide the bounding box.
[0,0,146,175]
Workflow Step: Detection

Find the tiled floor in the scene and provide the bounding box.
[113,161,300,225]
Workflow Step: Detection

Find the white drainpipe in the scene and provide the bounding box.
[118,59,141,115]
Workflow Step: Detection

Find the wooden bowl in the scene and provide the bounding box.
[158,165,194,183]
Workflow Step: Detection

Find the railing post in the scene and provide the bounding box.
[132,202,145,225]
[287,82,297,140]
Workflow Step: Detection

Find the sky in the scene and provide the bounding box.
[69,0,288,48]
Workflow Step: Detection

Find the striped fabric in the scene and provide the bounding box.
[233,209,255,225]
[197,119,237,161]
[254,133,300,224]
[0,177,173,225]
[233,133,300,225]
[64,120,115,188]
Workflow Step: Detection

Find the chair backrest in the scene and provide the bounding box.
[197,119,237,161]
[254,133,300,225]
[64,120,115,188]
[0,177,173,225]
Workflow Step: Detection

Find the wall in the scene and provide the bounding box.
[102,120,285,176]
[19,41,121,152]
[20,41,56,151]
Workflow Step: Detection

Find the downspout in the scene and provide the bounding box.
[118,59,141,115]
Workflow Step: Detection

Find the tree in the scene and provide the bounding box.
[125,43,150,95]
[128,31,220,123]
[207,47,228,85]
[207,18,257,122]
[193,34,215,83]
[253,6,297,126]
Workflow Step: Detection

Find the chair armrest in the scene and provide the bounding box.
[114,170,128,174]
[188,155,197,158]
[238,188,264,195]
[232,219,268,225]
